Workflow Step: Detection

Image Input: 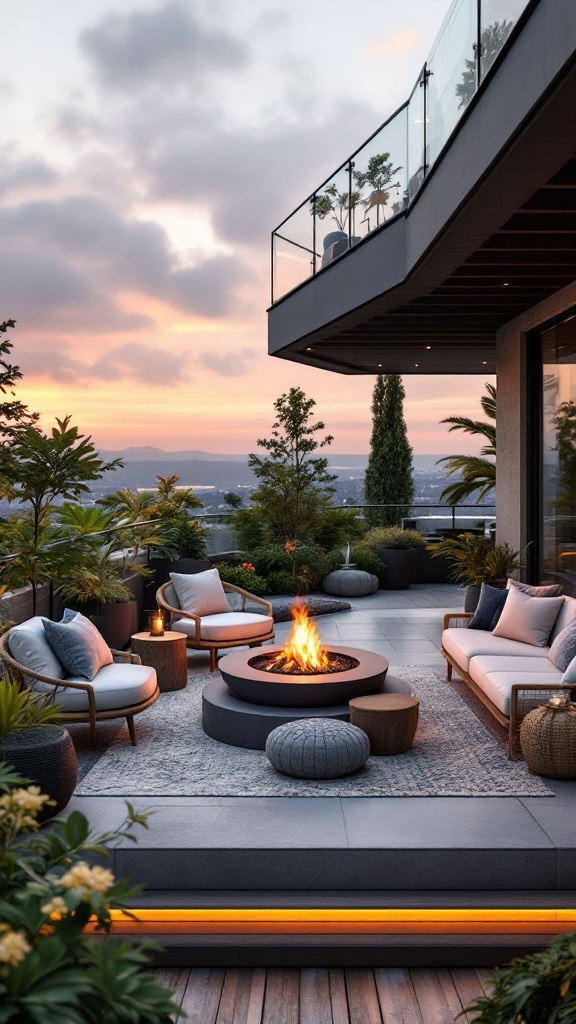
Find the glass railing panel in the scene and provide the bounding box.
[479,0,527,81]
[407,72,426,201]
[272,201,316,302]
[351,107,408,243]
[314,165,355,269]
[426,0,477,170]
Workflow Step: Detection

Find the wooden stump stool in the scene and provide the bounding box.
[131,631,188,692]
[349,694,420,755]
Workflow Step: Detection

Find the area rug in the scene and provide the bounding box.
[76,666,552,798]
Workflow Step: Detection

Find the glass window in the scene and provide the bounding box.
[541,313,576,581]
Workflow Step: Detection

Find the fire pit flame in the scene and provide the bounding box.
[269,601,330,674]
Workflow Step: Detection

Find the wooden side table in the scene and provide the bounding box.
[349,694,420,755]
[131,631,188,693]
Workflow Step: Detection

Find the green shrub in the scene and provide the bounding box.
[360,526,426,549]
[330,546,386,578]
[234,507,269,549]
[168,516,207,558]
[212,562,267,595]
[307,507,365,549]
[250,542,332,595]
[462,931,576,1022]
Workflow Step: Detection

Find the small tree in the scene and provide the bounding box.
[0,319,38,499]
[456,20,513,108]
[247,388,337,542]
[5,417,121,613]
[364,374,414,527]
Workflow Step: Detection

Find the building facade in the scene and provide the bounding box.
[267,0,576,590]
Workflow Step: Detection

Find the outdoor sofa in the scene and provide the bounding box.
[442,590,576,759]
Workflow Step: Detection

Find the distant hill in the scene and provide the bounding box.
[98,447,446,475]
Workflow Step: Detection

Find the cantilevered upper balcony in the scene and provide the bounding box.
[268,0,576,375]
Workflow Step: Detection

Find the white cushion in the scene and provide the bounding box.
[442,627,549,674]
[170,569,231,616]
[549,595,576,643]
[492,586,564,647]
[468,655,563,716]
[46,663,157,713]
[172,612,274,642]
[9,617,66,680]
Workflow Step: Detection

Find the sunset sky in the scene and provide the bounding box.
[0,0,494,456]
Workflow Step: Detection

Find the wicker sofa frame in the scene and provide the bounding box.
[156,580,275,671]
[441,612,575,759]
[0,630,160,747]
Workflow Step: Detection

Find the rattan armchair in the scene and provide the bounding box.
[0,629,159,747]
[156,580,275,671]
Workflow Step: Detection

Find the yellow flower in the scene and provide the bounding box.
[11,787,50,813]
[59,862,115,898]
[0,930,31,967]
[41,896,68,918]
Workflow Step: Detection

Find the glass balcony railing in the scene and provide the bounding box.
[271,0,532,304]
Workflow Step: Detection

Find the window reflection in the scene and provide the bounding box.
[542,314,576,579]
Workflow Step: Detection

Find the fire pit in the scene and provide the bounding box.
[218,602,388,707]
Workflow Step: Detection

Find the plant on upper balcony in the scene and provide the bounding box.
[461,930,576,1022]
[313,183,364,233]
[0,763,180,1022]
[353,152,402,228]
[456,19,514,109]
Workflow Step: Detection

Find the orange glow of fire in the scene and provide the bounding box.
[272,601,330,674]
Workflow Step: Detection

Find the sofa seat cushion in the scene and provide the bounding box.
[468,655,563,717]
[442,627,550,674]
[47,663,157,713]
[172,612,274,642]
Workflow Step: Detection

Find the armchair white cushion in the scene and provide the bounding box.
[55,663,157,713]
[8,616,66,681]
[172,611,274,642]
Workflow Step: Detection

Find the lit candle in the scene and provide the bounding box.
[149,612,164,636]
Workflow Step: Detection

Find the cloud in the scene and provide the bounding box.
[18,341,191,386]
[0,194,246,328]
[80,2,247,89]
[197,346,256,377]
[0,154,58,198]
[368,29,424,56]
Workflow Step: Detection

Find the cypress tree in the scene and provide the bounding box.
[364,374,414,526]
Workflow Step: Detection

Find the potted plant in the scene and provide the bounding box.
[0,676,77,819]
[360,526,426,589]
[313,184,364,261]
[353,152,403,229]
[432,533,523,611]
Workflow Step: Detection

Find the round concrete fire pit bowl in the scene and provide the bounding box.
[218,646,388,708]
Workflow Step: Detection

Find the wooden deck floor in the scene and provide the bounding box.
[154,966,489,1023]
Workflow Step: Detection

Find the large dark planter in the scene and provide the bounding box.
[92,600,138,649]
[415,544,453,585]
[373,547,418,590]
[1,726,77,820]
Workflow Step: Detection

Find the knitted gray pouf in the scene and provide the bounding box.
[322,569,379,597]
[265,719,370,779]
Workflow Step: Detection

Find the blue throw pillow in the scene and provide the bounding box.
[468,583,508,631]
[548,617,576,671]
[43,611,112,681]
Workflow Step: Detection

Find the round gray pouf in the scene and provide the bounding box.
[322,569,379,597]
[265,719,370,779]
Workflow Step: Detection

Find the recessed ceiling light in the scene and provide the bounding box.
[377,363,383,368]
[425,345,432,350]
[414,363,419,368]
[482,360,488,365]
[306,347,312,351]
[503,282,509,287]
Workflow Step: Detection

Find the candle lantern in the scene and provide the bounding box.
[149,611,165,637]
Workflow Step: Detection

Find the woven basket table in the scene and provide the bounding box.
[349,694,420,755]
[131,631,188,693]
[520,702,576,778]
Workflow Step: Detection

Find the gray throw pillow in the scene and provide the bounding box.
[548,617,576,671]
[492,586,564,647]
[43,611,113,681]
[468,583,508,631]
